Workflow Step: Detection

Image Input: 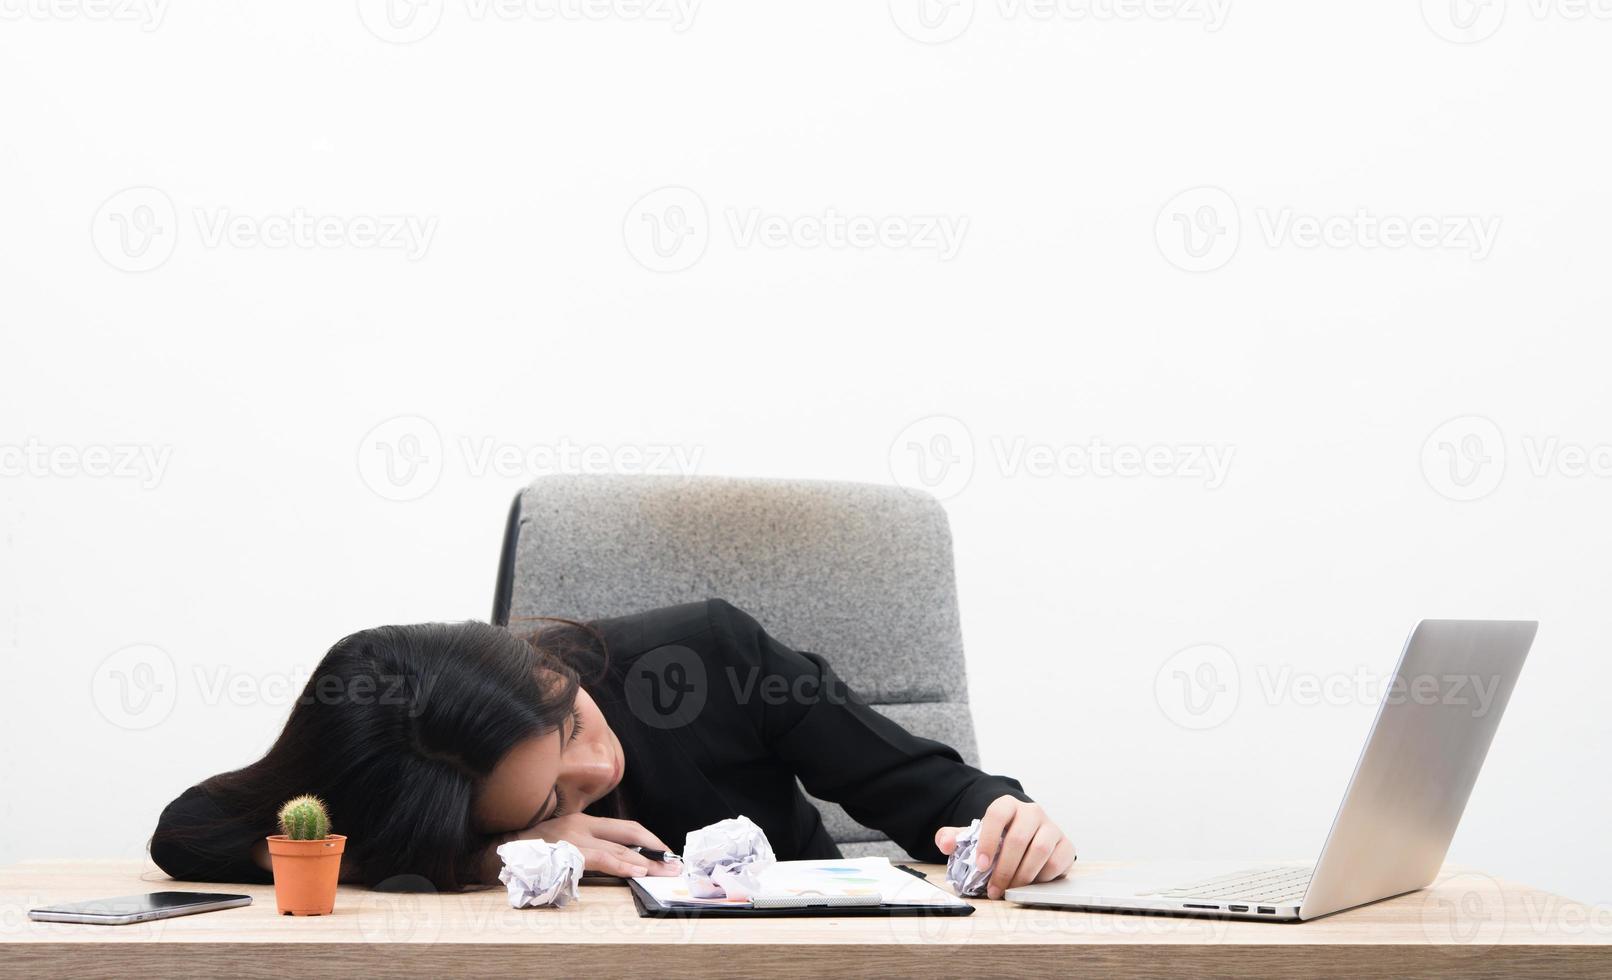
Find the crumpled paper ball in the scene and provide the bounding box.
[497,838,585,909]
[946,818,991,897]
[681,815,776,900]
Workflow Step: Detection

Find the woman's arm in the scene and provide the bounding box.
[473,814,679,884]
[706,600,1075,893]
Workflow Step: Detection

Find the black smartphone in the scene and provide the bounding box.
[28,891,252,925]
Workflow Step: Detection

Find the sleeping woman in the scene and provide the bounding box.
[150,599,1075,899]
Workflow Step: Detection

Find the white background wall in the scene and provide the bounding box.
[3,0,1609,915]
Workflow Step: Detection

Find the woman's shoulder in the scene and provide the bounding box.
[587,598,740,662]
[591,599,772,735]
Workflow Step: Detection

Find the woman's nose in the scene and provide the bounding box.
[559,746,614,791]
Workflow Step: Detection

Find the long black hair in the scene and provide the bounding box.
[149,619,602,891]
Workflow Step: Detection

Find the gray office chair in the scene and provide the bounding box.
[491,474,980,860]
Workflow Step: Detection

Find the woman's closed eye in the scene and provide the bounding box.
[521,787,561,830]
[567,708,584,745]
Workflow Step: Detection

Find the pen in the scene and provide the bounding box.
[629,846,681,864]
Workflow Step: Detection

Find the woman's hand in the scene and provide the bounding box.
[504,814,682,878]
[935,797,1076,899]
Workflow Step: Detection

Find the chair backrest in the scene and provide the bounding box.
[492,474,979,859]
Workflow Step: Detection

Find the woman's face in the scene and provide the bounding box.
[472,685,625,835]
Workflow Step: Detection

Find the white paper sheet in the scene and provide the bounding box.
[636,857,971,909]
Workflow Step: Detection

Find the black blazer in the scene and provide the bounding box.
[151,599,1028,882]
[590,598,1029,862]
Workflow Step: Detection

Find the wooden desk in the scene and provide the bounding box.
[3,860,1608,977]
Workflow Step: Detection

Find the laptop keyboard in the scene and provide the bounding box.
[1149,865,1313,905]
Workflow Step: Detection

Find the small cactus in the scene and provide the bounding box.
[277,795,331,840]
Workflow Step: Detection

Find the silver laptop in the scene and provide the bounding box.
[1006,619,1538,922]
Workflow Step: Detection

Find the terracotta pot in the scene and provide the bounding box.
[266,834,347,916]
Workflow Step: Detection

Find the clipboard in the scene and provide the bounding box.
[627,862,974,919]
